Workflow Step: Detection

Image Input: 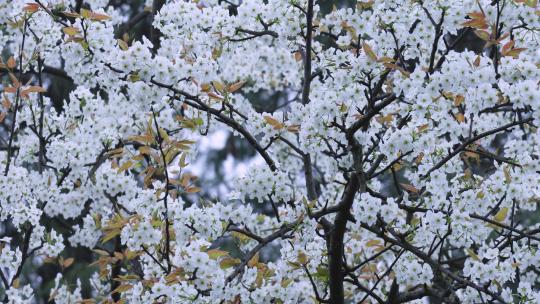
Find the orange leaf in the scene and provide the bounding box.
[501,40,515,54]
[462,19,488,29]
[263,115,284,130]
[454,95,465,106]
[505,48,527,58]
[454,112,466,123]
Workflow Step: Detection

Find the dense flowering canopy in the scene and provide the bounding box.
[0,0,539,303]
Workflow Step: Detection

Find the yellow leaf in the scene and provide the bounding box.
[101,229,121,243]
[297,251,308,265]
[207,249,228,260]
[375,114,393,124]
[62,11,81,18]
[503,166,512,183]
[220,257,241,269]
[62,26,80,36]
[466,248,480,261]
[125,250,140,260]
[357,0,374,10]
[414,152,424,164]
[493,207,508,222]
[112,284,133,294]
[525,0,538,8]
[377,56,395,63]
[212,81,226,93]
[117,39,128,51]
[505,48,527,58]
[366,239,381,247]
[93,249,110,256]
[117,160,133,172]
[200,83,211,92]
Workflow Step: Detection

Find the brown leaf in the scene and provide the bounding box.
[454,95,465,106]
[63,257,75,268]
[207,92,224,100]
[81,9,111,21]
[362,41,377,61]
[7,57,16,69]
[473,55,481,67]
[399,183,420,194]
[294,51,302,62]
[2,96,11,109]
[228,80,246,93]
